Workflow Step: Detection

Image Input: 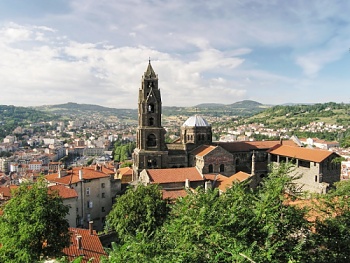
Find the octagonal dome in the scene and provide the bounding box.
[182,115,210,127]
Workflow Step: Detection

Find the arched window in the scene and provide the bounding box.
[147,134,157,147]
[208,164,213,173]
[220,164,225,172]
[148,104,155,113]
[149,117,154,126]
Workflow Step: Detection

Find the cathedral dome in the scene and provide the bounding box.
[182,115,210,127]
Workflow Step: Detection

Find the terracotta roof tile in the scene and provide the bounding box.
[268,145,336,163]
[192,145,217,157]
[161,189,188,199]
[63,227,107,263]
[146,167,204,184]
[218,171,251,192]
[45,167,110,186]
[215,140,297,152]
[48,185,78,199]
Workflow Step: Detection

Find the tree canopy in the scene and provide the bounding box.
[0,178,70,263]
[102,163,350,263]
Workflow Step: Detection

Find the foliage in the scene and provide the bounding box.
[104,164,313,262]
[305,180,350,262]
[0,178,70,263]
[112,140,136,162]
[105,184,168,242]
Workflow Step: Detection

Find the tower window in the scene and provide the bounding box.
[147,159,157,168]
[148,104,155,113]
[147,134,157,147]
[149,117,154,126]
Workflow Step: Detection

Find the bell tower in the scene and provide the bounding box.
[132,60,168,178]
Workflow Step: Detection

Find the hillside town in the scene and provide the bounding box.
[0,62,350,262]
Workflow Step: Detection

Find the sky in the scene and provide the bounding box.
[0,0,349,109]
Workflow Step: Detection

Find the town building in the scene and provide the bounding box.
[45,165,119,231]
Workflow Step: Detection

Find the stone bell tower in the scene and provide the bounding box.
[132,60,168,179]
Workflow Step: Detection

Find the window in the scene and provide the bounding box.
[102,193,105,198]
[87,201,93,208]
[102,207,105,212]
[148,104,155,113]
[149,117,154,126]
[315,175,318,182]
[147,134,157,147]
[101,183,105,188]
[208,164,213,173]
[220,164,225,173]
[86,187,90,196]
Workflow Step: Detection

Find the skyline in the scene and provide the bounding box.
[0,1,350,109]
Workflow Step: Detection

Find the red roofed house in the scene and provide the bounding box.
[62,222,107,263]
[268,145,341,193]
[45,165,119,231]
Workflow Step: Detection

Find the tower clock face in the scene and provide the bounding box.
[149,82,153,88]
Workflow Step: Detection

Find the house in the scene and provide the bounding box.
[268,145,341,193]
[45,165,119,231]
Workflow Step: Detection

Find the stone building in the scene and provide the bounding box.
[132,61,341,194]
[268,144,341,193]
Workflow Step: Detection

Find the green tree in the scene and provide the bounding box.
[0,178,70,263]
[105,184,168,242]
[306,180,350,263]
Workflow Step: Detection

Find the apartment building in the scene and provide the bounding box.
[45,165,119,231]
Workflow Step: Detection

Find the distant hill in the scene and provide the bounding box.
[245,102,350,128]
[33,102,138,120]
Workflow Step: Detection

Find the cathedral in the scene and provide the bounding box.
[132,61,341,194]
[132,61,267,181]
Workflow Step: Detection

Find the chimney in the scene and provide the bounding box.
[185,178,190,189]
[89,221,94,235]
[76,235,82,250]
[79,169,83,180]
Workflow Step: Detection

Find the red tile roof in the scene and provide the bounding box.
[191,145,217,157]
[146,167,204,184]
[45,167,111,185]
[62,227,107,263]
[218,171,251,192]
[268,145,336,163]
[215,140,297,152]
[0,185,18,199]
[161,189,188,199]
[48,185,78,199]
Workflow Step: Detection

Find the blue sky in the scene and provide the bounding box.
[0,0,349,108]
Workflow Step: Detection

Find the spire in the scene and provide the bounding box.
[144,59,157,79]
